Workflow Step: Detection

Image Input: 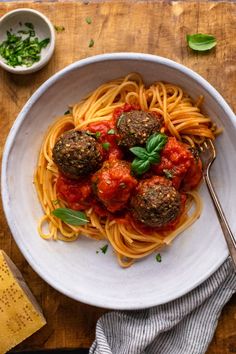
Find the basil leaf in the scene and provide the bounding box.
[131,158,150,175]
[186,33,217,51]
[52,208,88,226]
[129,146,149,160]
[148,153,160,164]
[146,133,167,154]
[107,128,116,135]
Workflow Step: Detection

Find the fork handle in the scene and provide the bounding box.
[205,172,236,271]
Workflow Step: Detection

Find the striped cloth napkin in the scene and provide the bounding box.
[90,258,236,354]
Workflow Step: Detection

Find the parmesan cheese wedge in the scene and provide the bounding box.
[0,250,46,354]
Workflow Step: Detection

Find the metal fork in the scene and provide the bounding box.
[200,139,236,271]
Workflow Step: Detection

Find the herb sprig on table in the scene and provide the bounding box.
[0,23,50,67]
[130,133,168,175]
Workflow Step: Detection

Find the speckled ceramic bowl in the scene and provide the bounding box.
[2,53,236,309]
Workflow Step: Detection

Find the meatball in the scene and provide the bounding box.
[91,160,137,213]
[116,110,162,148]
[130,176,182,228]
[52,130,103,179]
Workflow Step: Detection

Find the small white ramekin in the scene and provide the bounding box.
[0,8,55,74]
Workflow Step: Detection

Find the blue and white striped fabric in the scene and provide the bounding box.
[90,258,236,354]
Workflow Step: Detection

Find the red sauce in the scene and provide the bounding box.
[152,137,196,190]
[55,104,203,232]
[182,157,202,191]
[87,121,123,161]
[57,176,92,211]
[112,103,141,122]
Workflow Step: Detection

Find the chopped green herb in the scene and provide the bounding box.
[25,22,34,29]
[64,110,70,115]
[88,39,94,48]
[117,113,125,127]
[102,142,110,150]
[100,244,108,254]
[163,169,173,179]
[52,208,88,226]
[130,133,167,175]
[0,23,50,68]
[52,199,60,205]
[54,25,65,32]
[39,38,50,49]
[86,17,92,24]
[96,250,99,254]
[186,33,217,52]
[156,253,162,262]
[107,128,116,135]
[86,131,101,139]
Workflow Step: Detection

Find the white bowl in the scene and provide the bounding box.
[2,53,236,309]
[0,8,55,74]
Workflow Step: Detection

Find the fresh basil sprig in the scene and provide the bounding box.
[52,208,88,226]
[186,33,216,51]
[130,133,167,175]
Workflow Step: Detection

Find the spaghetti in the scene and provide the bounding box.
[34,73,217,267]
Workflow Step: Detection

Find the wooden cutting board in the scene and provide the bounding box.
[0,1,236,353]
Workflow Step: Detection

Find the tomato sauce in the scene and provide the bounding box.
[55,104,203,231]
[152,137,201,190]
[87,121,123,161]
[57,176,92,211]
[112,103,141,123]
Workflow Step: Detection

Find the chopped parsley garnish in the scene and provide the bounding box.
[156,253,162,262]
[0,23,50,68]
[64,110,70,115]
[54,25,65,32]
[52,199,60,205]
[88,39,94,48]
[86,131,101,139]
[107,129,116,135]
[100,244,108,254]
[163,169,173,179]
[102,142,110,150]
[86,17,92,24]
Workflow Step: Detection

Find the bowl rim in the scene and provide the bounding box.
[1,53,235,309]
[0,8,55,74]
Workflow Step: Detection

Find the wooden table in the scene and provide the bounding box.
[0,1,236,353]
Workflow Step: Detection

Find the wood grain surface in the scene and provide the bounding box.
[0,1,236,353]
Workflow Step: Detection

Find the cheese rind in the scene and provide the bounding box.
[0,250,46,354]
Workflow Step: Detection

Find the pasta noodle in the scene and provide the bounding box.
[34,73,217,267]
